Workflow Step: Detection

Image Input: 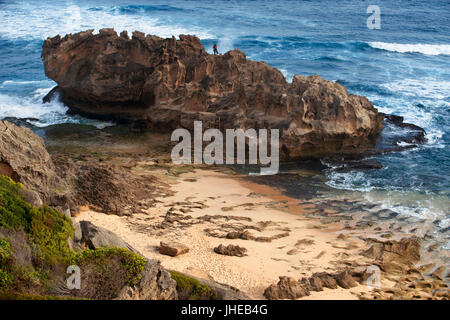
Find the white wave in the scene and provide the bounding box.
[369,42,450,56]
[376,78,448,148]
[0,90,70,127]
[363,191,450,226]
[325,171,374,192]
[217,37,235,54]
[0,88,114,128]
[0,80,53,87]
[0,2,214,40]
[380,78,450,101]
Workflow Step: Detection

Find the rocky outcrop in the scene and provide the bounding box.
[264,270,361,300]
[0,120,68,206]
[362,237,421,274]
[42,29,383,158]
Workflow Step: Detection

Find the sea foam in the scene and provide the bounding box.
[369,42,450,56]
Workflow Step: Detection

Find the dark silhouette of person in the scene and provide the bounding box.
[213,43,219,55]
[199,49,204,57]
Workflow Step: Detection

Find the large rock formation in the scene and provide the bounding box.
[42,29,383,158]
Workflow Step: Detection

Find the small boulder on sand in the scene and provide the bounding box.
[158,241,189,257]
[214,244,247,257]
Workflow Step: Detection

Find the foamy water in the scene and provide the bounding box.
[369,42,450,56]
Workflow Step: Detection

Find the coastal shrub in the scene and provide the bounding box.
[70,247,147,287]
[0,238,14,288]
[0,176,73,263]
[0,238,12,264]
[170,271,218,300]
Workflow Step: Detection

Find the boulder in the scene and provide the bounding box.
[75,220,138,253]
[263,276,310,300]
[42,30,383,159]
[213,244,247,257]
[158,241,189,257]
[117,259,178,300]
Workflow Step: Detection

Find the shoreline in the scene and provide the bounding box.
[74,167,387,299]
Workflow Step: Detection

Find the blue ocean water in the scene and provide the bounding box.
[0,1,449,230]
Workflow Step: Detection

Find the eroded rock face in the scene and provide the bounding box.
[42,29,383,158]
[362,237,421,274]
[264,276,310,300]
[264,269,361,300]
[0,121,67,205]
[117,259,178,300]
[74,220,139,253]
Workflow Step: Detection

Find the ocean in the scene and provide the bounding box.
[0,1,449,247]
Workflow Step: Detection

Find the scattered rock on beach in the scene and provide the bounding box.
[264,276,310,300]
[158,241,189,257]
[214,244,247,257]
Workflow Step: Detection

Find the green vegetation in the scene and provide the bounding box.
[0,176,73,262]
[0,238,14,287]
[170,271,218,300]
[70,247,147,286]
[0,175,147,299]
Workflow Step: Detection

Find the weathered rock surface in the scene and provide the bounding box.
[158,241,189,257]
[71,162,160,216]
[264,276,310,299]
[362,238,421,274]
[264,269,361,300]
[117,259,178,300]
[0,120,68,206]
[214,244,247,257]
[42,29,383,158]
[73,220,139,253]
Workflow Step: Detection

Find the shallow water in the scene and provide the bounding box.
[0,0,448,246]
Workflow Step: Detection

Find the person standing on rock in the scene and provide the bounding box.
[213,43,219,55]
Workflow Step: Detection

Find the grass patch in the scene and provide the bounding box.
[170,271,218,300]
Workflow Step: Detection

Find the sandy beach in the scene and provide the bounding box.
[75,167,381,299]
